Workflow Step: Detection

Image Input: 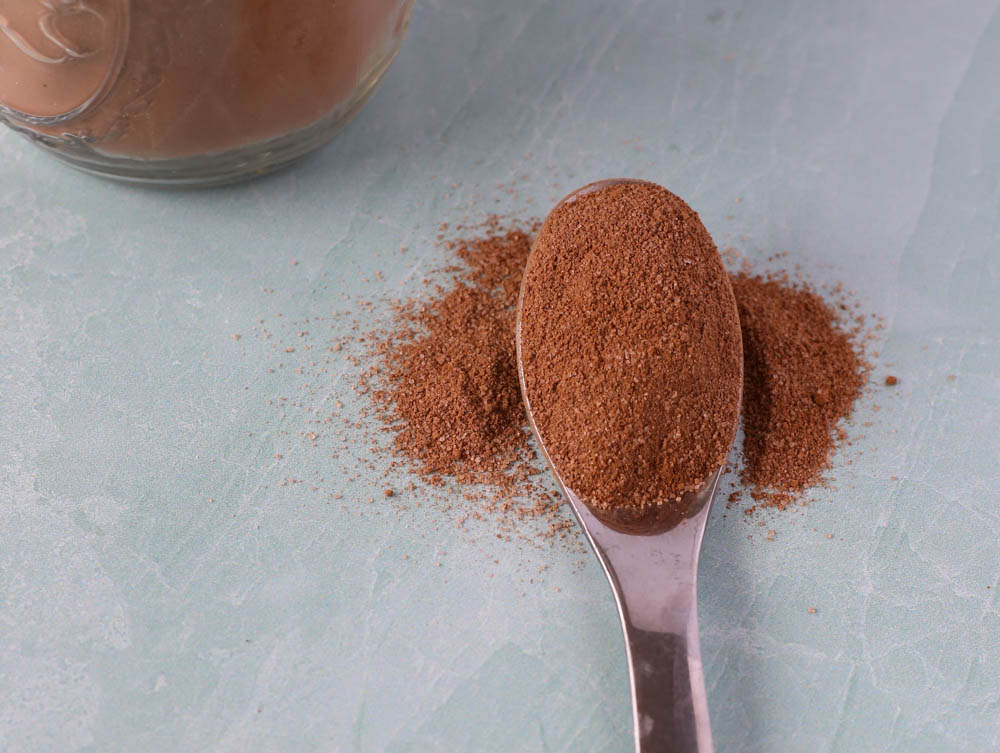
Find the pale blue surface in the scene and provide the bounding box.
[2,1,999,751]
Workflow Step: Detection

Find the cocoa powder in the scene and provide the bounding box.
[377,281,526,479]
[359,192,870,536]
[730,272,865,506]
[519,181,743,527]
[366,226,571,534]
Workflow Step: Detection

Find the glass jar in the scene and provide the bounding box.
[0,0,414,185]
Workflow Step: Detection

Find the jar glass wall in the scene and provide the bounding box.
[0,0,414,185]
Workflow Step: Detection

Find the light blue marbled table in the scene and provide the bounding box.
[2,1,999,751]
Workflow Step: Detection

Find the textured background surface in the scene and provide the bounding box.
[2,1,999,751]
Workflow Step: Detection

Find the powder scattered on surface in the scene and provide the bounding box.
[730,272,866,508]
[375,283,526,479]
[519,181,742,530]
[371,227,534,481]
[451,227,535,308]
[246,179,876,552]
[363,223,576,541]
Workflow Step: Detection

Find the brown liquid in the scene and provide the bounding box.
[0,0,409,158]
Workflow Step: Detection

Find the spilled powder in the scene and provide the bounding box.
[248,201,874,547]
[380,285,524,478]
[730,272,867,508]
[365,226,872,525]
[372,231,531,482]
[362,223,578,543]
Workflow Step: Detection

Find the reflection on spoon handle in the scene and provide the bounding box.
[561,475,719,753]
[626,620,713,753]
[563,485,717,753]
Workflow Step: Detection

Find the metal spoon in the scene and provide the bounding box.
[515,180,739,753]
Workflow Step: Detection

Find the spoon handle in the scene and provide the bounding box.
[564,481,719,753]
[624,614,713,753]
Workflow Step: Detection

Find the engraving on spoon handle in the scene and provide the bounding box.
[625,611,713,753]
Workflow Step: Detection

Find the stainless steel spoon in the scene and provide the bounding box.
[515,180,738,753]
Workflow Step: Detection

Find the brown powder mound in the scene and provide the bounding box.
[357,203,869,539]
[519,181,743,526]
[379,283,527,478]
[451,228,535,308]
[730,273,865,506]
[368,226,552,511]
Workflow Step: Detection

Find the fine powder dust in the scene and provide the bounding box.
[729,272,866,507]
[381,284,523,478]
[519,182,743,525]
[365,210,870,527]
[364,225,575,539]
[372,230,533,482]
